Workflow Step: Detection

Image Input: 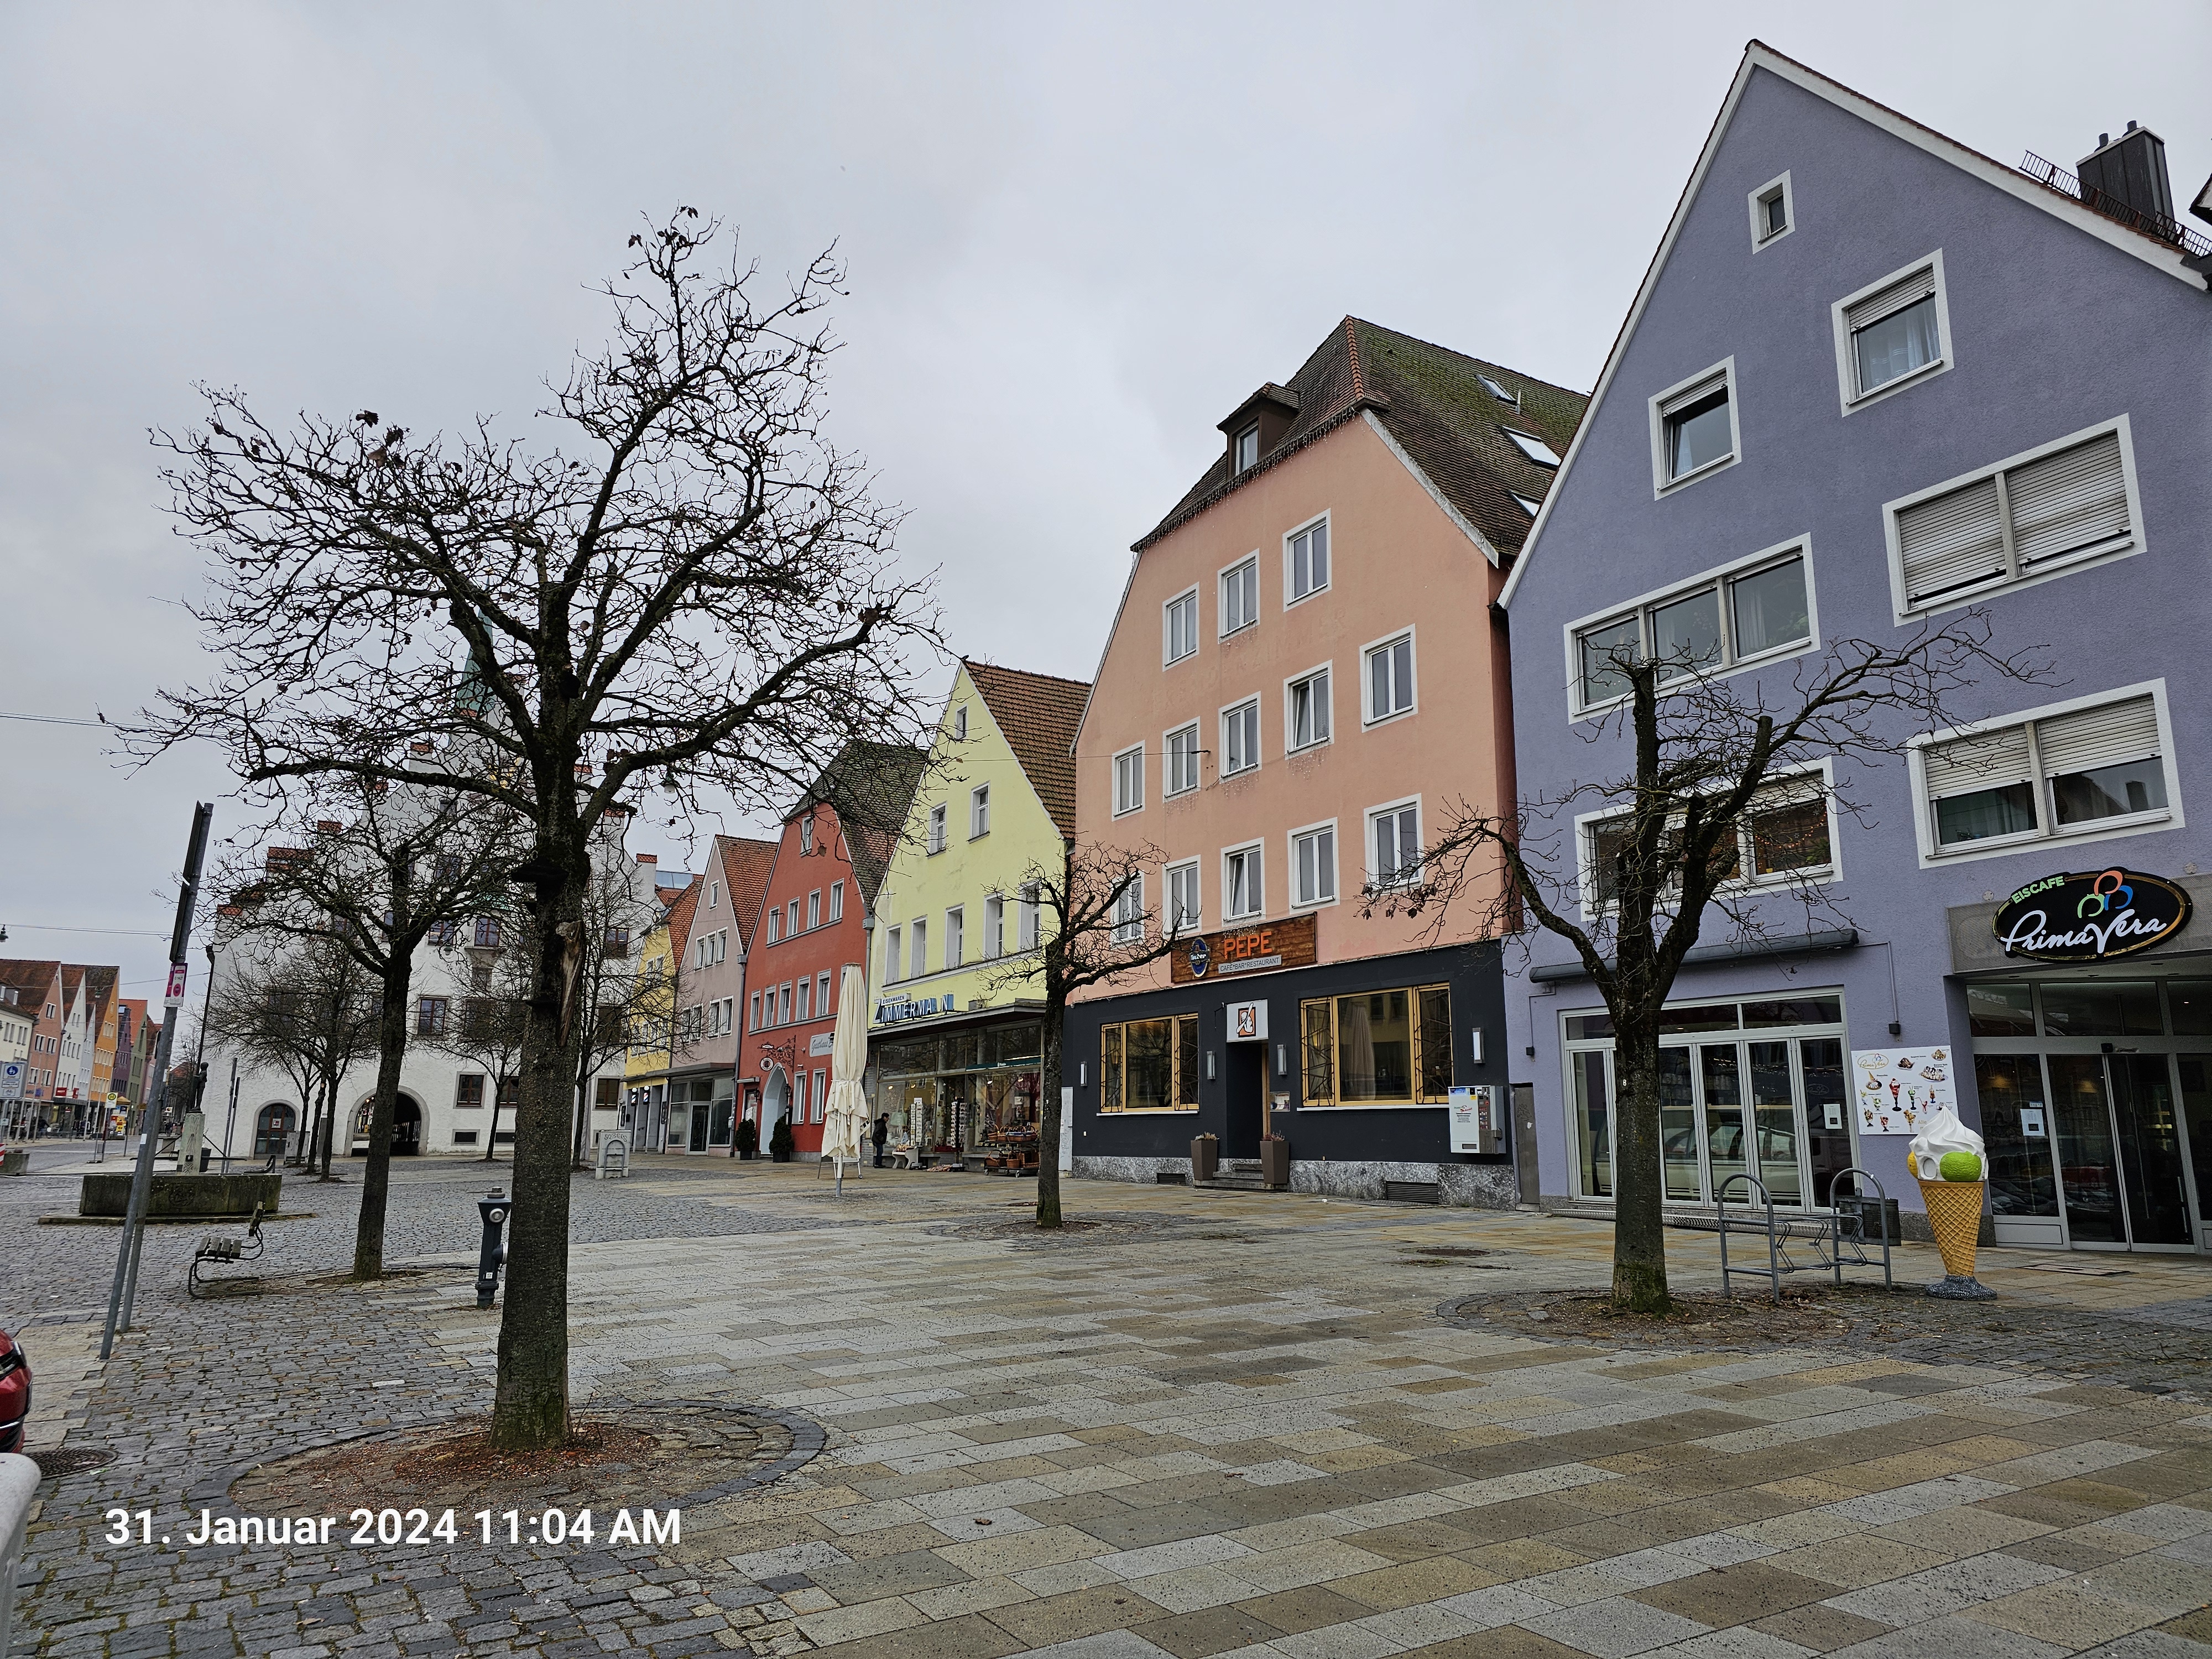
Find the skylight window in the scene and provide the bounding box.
[1478,373,1517,406]
[1512,493,1543,517]
[1504,429,1562,468]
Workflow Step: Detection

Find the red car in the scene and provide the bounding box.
[0,1327,29,1454]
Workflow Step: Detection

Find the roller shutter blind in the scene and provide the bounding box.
[2008,432,2130,568]
[1845,265,1937,333]
[2034,695,2160,778]
[1922,724,2032,800]
[1898,477,2006,606]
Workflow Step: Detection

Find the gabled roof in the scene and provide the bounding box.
[962,660,1091,840]
[0,961,62,1005]
[1499,39,2208,611]
[1136,316,1588,560]
[796,740,931,905]
[711,834,779,954]
[662,875,703,962]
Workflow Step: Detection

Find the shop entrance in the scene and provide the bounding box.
[1224,1044,1265,1159]
[1969,978,2206,1253]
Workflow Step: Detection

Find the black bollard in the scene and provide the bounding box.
[476,1187,510,1308]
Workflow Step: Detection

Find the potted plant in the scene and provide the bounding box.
[734,1119,759,1161]
[769,1115,795,1164]
[1189,1133,1219,1183]
[1259,1133,1290,1190]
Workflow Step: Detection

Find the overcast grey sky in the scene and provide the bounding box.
[4,0,2206,1005]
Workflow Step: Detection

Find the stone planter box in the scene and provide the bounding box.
[1190,1135,1219,1183]
[79,1171,281,1219]
[1259,1140,1291,1190]
[1,1148,28,1177]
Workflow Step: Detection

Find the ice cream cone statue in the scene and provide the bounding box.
[1909,1105,1995,1300]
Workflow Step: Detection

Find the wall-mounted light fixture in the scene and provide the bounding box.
[1470,1026,1486,1066]
[1205,1050,1218,1082]
[1078,1061,1087,1087]
[1274,1043,1287,1077]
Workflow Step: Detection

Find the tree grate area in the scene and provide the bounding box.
[928,1209,1262,1248]
[30,1447,117,1478]
[1439,1285,2212,1399]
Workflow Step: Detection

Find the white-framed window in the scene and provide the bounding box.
[812,1070,827,1124]
[1220,555,1259,637]
[1018,883,1040,950]
[970,785,990,839]
[806,890,821,930]
[1222,698,1260,776]
[748,992,761,1032]
[1749,171,1792,248]
[766,907,781,945]
[1114,743,1145,816]
[1286,515,1330,604]
[1369,799,1421,888]
[946,906,964,968]
[1286,665,1332,752]
[1833,252,1951,412]
[1884,418,2138,619]
[909,919,928,979]
[1503,429,1562,467]
[708,880,721,909]
[1577,768,1838,912]
[1166,860,1201,933]
[983,893,1004,959]
[952,703,968,740]
[1112,873,1145,944]
[828,880,844,922]
[1233,424,1259,473]
[1364,632,1416,724]
[779,983,792,1024]
[796,978,811,1022]
[786,900,799,935]
[1290,820,1337,908]
[1912,683,2177,867]
[927,802,947,854]
[1164,587,1199,666]
[800,817,815,855]
[1567,541,1814,714]
[1165,722,1201,796]
[1478,372,1517,406]
[1648,359,1739,494]
[1223,842,1264,920]
[817,971,832,1016]
[884,926,901,983]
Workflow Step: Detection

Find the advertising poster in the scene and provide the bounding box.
[1849,1045,1957,1135]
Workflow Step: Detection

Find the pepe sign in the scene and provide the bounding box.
[1992,867,2192,963]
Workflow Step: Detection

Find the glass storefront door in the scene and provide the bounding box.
[1563,995,1846,1208]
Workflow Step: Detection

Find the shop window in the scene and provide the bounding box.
[1298,985,1452,1106]
[2169,980,2212,1036]
[1098,1014,1201,1112]
[1966,983,2035,1037]
[2039,980,2162,1038]
[1975,1054,2058,1220]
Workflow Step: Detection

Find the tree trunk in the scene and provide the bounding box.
[483,1084,502,1161]
[353,952,413,1279]
[572,1077,591,1170]
[318,1063,340,1180]
[1609,1019,1672,1314]
[491,851,583,1451]
[1035,987,1064,1230]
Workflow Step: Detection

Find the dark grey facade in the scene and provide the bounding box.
[1500,46,2212,1251]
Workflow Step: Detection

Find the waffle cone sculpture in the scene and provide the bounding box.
[1914,1177,1985,1279]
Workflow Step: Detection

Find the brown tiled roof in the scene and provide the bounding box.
[962,660,1091,840]
[662,876,702,959]
[799,740,930,904]
[0,961,62,1004]
[1137,317,1589,557]
[711,835,780,953]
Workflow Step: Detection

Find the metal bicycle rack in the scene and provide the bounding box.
[1717,1165,1894,1304]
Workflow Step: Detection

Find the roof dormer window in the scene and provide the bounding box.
[1233,425,1259,474]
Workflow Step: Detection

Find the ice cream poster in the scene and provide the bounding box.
[1848,1046,1958,1135]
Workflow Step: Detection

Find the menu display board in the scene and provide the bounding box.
[1848,1046,1958,1136]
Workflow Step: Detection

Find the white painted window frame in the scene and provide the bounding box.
[1113,741,1146,817]
[1163,585,1200,667]
[1748,170,1793,249]
[1287,816,1340,911]
[1218,551,1261,640]
[1164,719,1202,797]
[1221,839,1265,922]
[1360,627,1418,728]
[1831,249,1953,416]
[1283,511,1332,609]
[1573,758,1843,919]
[1165,858,1202,933]
[1647,357,1741,498]
[1284,661,1334,754]
[1365,795,1423,891]
[1220,695,1262,778]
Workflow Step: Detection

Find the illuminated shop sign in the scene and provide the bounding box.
[1992,867,2191,963]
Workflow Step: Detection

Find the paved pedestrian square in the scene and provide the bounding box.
[6,1154,2209,1657]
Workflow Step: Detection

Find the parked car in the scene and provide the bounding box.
[0,1328,28,1454]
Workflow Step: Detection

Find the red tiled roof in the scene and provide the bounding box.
[712,835,780,953]
[963,660,1091,840]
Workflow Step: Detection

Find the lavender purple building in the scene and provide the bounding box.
[1500,43,2212,1254]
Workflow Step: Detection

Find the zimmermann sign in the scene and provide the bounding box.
[1992,867,2192,963]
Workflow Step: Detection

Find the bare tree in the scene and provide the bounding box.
[1365,619,2044,1313]
[130,212,943,1448]
[205,927,378,1176]
[430,917,535,1162]
[980,839,1191,1229]
[216,777,527,1277]
[568,847,655,1167]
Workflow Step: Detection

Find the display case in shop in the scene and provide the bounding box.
[871,1019,1044,1166]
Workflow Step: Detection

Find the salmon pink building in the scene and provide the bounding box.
[1065,319,1586,1203]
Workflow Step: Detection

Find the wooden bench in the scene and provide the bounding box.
[187,1203,266,1298]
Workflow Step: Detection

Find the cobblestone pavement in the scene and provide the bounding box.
[7,1156,2212,1658]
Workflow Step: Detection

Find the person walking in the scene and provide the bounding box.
[871,1113,888,1169]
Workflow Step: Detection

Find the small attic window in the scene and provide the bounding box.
[1478,373,1518,406]
[1512,493,1543,517]
[1504,430,1562,468]
[1233,425,1259,474]
[953,703,968,740]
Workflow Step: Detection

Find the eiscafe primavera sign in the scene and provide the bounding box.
[1992,867,2192,963]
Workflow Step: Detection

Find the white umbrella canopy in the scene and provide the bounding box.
[821,963,870,1165]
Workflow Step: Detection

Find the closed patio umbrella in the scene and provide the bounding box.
[822,963,869,1193]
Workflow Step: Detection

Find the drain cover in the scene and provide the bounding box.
[31,1447,117,1478]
